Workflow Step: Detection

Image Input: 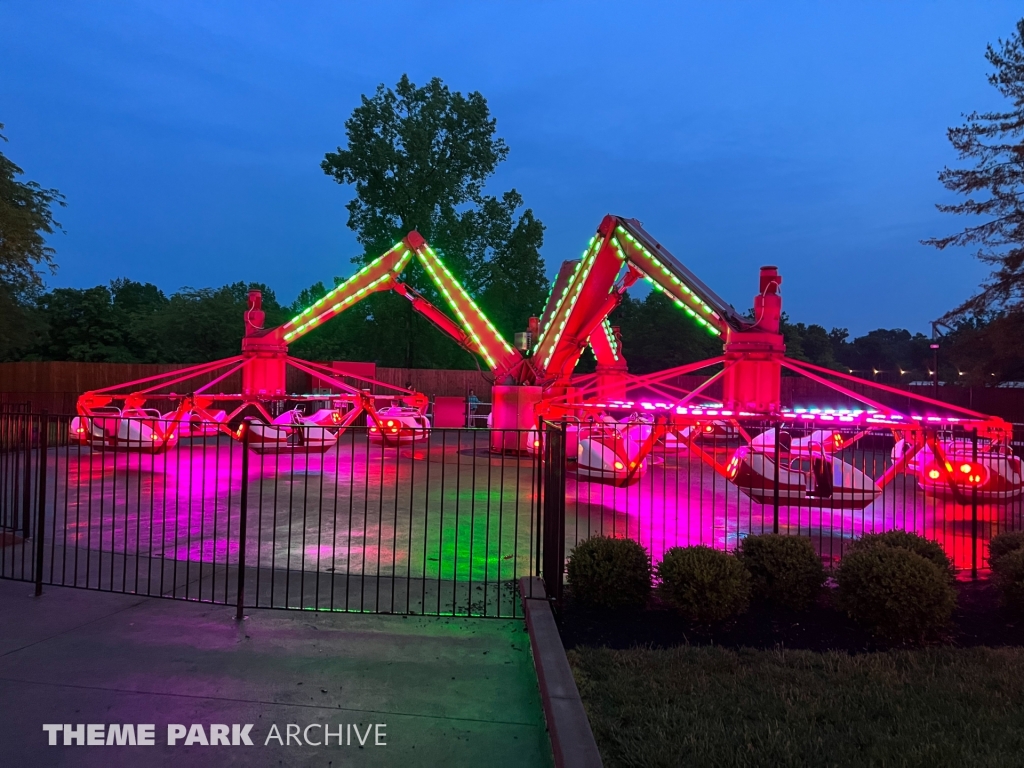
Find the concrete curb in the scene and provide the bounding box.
[519,576,603,768]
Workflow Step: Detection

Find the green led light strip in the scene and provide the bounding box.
[284,271,397,341]
[416,244,513,369]
[533,235,602,359]
[538,234,608,369]
[614,227,722,321]
[601,318,619,361]
[612,229,722,338]
[282,243,409,335]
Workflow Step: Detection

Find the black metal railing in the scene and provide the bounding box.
[555,418,1024,579]
[4,410,1021,617]
[0,412,546,617]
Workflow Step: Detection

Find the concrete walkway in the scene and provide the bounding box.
[0,579,553,767]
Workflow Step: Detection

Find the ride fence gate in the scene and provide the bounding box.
[3,412,1022,617]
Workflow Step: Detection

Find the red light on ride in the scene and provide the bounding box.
[704,425,714,433]
[386,420,394,427]
[927,468,941,480]
[726,456,740,479]
[613,460,624,471]
[957,462,987,485]
[832,434,844,449]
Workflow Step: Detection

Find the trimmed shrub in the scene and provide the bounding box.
[991,549,1024,611]
[989,531,1024,564]
[737,534,826,611]
[848,530,955,582]
[837,546,956,643]
[657,546,750,622]
[566,536,652,608]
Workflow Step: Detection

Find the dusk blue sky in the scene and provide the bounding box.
[2,1,1021,335]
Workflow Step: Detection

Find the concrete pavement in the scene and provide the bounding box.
[0,579,553,767]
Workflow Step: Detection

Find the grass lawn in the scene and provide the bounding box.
[569,645,1024,768]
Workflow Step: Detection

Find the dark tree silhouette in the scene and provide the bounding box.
[924,19,1024,320]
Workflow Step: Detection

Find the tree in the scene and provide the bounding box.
[0,123,65,358]
[779,318,839,369]
[155,282,285,363]
[321,75,548,368]
[35,286,130,362]
[608,293,721,374]
[924,19,1024,319]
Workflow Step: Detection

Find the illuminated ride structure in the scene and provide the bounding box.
[531,215,1019,506]
[72,215,1020,507]
[70,230,503,453]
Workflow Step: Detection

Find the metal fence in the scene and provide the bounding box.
[3,411,1023,616]
[0,412,546,617]
[555,419,1024,593]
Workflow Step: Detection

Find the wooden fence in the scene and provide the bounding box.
[1,361,1021,421]
[0,361,492,414]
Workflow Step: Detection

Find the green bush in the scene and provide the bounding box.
[991,549,1024,611]
[837,546,956,643]
[656,546,750,622]
[849,530,955,582]
[566,536,652,608]
[737,534,826,610]
[990,531,1024,564]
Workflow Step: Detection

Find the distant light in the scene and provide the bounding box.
[872,369,879,375]
[899,369,906,375]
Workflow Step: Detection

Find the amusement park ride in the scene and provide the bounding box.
[72,215,1022,507]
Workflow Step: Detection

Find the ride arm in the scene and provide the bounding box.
[531,223,631,383]
[274,239,415,344]
[609,217,746,336]
[534,211,747,384]
[588,319,625,370]
[409,234,522,377]
[390,281,492,361]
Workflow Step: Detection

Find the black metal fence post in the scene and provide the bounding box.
[34,413,48,596]
[971,428,979,580]
[21,414,32,538]
[541,420,567,608]
[236,426,250,620]
[772,419,781,534]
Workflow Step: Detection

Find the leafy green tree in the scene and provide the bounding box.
[944,313,1024,384]
[779,317,839,369]
[924,19,1024,319]
[34,286,127,361]
[31,279,169,362]
[110,279,170,362]
[0,123,65,358]
[155,282,285,363]
[831,328,932,384]
[321,75,547,368]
